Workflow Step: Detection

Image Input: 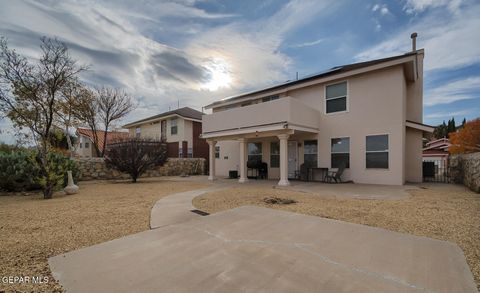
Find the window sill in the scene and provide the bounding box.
[325,110,349,116]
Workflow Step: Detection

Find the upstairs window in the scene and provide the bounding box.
[325,81,347,113]
[170,118,178,135]
[366,135,389,169]
[85,142,90,148]
[331,137,350,168]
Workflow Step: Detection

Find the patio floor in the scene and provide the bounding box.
[49,205,477,293]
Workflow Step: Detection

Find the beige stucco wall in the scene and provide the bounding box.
[206,55,423,185]
[406,54,424,122]
[75,135,95,158]
[405,127,423,182]
[126,116,193,145]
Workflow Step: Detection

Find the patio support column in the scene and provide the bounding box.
[238,138,248,183]
[207,140,216,181]
[278,134,290,186]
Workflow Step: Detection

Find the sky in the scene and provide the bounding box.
[0,0,479,143]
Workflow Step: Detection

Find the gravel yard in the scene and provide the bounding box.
[0,178,207,293]
[193,184,480,289]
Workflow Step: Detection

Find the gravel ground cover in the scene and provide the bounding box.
[0,178,207,292]
[193,184,480,289]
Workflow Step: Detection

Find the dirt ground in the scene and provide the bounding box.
[193,184,480,289]
[0,178,207,293]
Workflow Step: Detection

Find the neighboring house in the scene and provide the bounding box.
[422,138,450,162]
[75,128,129,158]
[122,107,208,160]
[202,36,434,186]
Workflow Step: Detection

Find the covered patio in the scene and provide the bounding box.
[202,96,321,186]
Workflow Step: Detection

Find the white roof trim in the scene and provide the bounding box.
[406,121,434,133]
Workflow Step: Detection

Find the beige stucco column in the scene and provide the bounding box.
[277,134,290,186]
[238,138,248,183]
[207,140,216,181]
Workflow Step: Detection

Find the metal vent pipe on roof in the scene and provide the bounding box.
[411,32,418,51]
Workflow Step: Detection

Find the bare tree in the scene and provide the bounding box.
[97,87,134,156]
[73,86,134,157]
[0,37,86,199]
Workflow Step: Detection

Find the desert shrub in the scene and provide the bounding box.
[105,138,167,182]
[0,151,78,192]
[0,151,41,191]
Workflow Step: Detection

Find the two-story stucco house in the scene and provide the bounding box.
[202,40,433,186]
[123,107,209,160]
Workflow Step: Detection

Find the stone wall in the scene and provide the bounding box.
[449,152,480,193]
[75,157,206,181]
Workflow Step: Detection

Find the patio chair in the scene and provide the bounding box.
[325,162,346,183]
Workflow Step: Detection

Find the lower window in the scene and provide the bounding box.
[366,134,389,168]
[270,142,279,168]
[248,142,262,163]
[331,137,350,168]
[304,140,318,167]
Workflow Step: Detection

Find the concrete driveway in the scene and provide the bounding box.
[49,206,477,293]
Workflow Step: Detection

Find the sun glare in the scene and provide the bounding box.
[202,58,232,91]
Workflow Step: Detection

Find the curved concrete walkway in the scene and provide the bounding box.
[150,188,216,229]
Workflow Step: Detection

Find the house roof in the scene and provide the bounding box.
[205,51,420,109]
[76,128,129,151]
[123,107,204,128]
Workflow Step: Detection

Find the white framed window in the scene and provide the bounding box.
[247,142,262,163]
[270,142,279,168]
[188,147,193,158]
[135,127,141,138]
[85,142,90,148]
[325,81,348,114]
[331,137,350,168]
[215,146,220,159]
[304,140,318,167]
[178,147,183,158]
[366,134,389,169]
[170,118,178,135]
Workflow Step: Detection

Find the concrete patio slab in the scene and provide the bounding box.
[49,206,477,293]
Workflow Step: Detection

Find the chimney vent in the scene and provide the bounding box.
[411,32,418,52]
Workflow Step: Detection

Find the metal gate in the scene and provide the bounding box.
[423,159,450,183]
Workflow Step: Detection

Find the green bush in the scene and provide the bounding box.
[0,150,79,192]
[0,151,41,191]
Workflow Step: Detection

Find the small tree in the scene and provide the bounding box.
[104,138,167,183]
[0,37,85,198]
[449,118,480,154]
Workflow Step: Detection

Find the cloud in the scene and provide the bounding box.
[425,109,475,119]
[372,3,390,15]
[290,38,324,48]
[356,2,480,72]
[403,0,463,14]
[425,76,480,106]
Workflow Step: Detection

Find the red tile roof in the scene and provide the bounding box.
[76,128,129,151]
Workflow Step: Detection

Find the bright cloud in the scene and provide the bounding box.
[425,76,480,106]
